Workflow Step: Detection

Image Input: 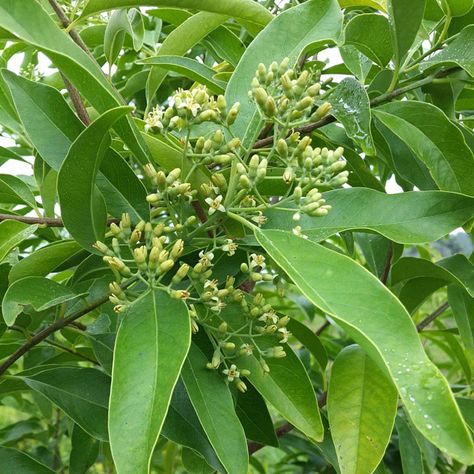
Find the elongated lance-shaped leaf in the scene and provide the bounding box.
[0,447,56,474]
[58,107,132,251]
[0,0,150,164]
[328,345,398,474]
[264,188,474,244]
[109,289,191,474]
[255,229,474,465]
[0,221,37,263]
[2,276,84,326]
[2,72,148,223]
[373,101,474,196]
[78,0,273,32]
[182,343,249,474]
[226,0,343,148]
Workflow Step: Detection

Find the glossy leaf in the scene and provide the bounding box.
[58,107,132,251]
[264,188,474,244]
[139,55,226,94]
[109,289,191,474]
[444,0,474,16]
[19,367,110,440]
[327,77,375,154]
[255,229,474,464]
[0,174,37,209]
[392,256,474,297]
[388,0,426,67]
[226,0,343,147]
[344,13,393,67]
[182,342,248,474]
[69,424,100,474]
[162,379,225,473]
[235,383,278,447]
[328,345,397,474]
[78,0,273,31]
[9,241,82,283]
[422,25,474,76]
[373,102,474,196]
[396,414,423,474]
[0,447,55,474]
[448,285,474,367]
[339,0,387,10]
[104,9,128,66]
[2,276,82,326]
[0,0,149,163]
[0,221,37,263]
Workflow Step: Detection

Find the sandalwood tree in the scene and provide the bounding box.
[0,0,473,473]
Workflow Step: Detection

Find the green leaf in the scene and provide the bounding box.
[19,367,110,440]
[145,12,228,104]
[2,276,82,326]
[69,424,99,474]
[138,55,226,94]
[374,101,474,195]
[58,106,132,251]
[444,0,474,16]
[422,25,474,76]
[78,0,273,31]
[392,255,474,297]
[104,9,128,66]
[287,318,328,371]
[226,0,343,147]
[181,448,214,474]
[255,229,474,464]
[2,73,148,222]
[327,78,375,154]
[388,0,426,68]
[264,188,474,244]
[448,285,474,368]
[338,0,387,10]
[0,220,37,263]
[162,379,225,473]
[0,174,37,209]
[109,289,191,474]
[9,240,82,283]
[327,345,397,474]
[0,0,149,164]
[457,397,474,431]
[236,341,324,443]
[1,70,83,170]
[182,342,248,474]
[0,447,55,474]
[235,382,278,447]
[395,414,423,474]
[344,13,393,67]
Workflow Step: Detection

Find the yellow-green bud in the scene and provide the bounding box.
[277,138,288,158]
[226,102,240,125]
[170,239,184,259]
[160,259,175,273]
[217,95,227,114]
[236,380,247,393]
[254,87,268,108]
[92,241,111,255]
[221,342,235,351]
[264,96,276,116]
[296,96,313,111]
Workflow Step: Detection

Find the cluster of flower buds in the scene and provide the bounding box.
[92,214,192,310]
[236,154,268,190]
[190,129,241,167]
[145,85,240,133]
[144,164,196,210]
[249,57,331,127]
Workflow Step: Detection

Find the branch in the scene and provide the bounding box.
[380,244,393,285]
[0,214,119,227]
[248,392,327,454]
[416,302,449,332]
[0,277,137,376]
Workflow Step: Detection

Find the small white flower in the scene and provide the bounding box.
[277,327,291,343]
[145,106,164,130]
[222,364,240,382]
[205,195,226,215]
[259,310,278,325]
[204,279,219,292]
[240,344,254,356]
[199,250,214,267]
[250,253,266,270]
[222,239,238,256]
[251,211,267,226]
[209,296,226,314]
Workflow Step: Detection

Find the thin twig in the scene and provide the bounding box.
[416,302,449,332]
[0,214,119,227]
[0,278,137,376]
[60,72,91,125]
[44,338,98,364]
[380,244,393,285]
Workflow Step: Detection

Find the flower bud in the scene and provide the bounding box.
[236,380,247,393]
[307,83,321,97]
[296,96,313,111]
[221,342,235,351]
[93,241,111,255]
[160,259,175,273]
[254,87,268,108]
[264,96,276,116]
[217,95,227,114]
[239,175,251,188]
[226,102,240,125]
[170,239,184,259]
[277,139,288,158]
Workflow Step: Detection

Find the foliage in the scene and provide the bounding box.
[0,0,473,473]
